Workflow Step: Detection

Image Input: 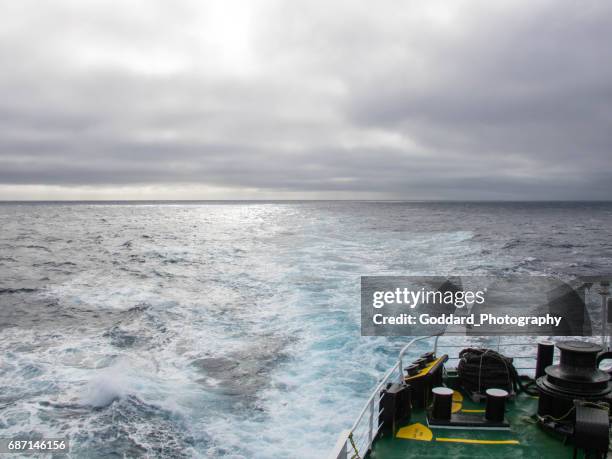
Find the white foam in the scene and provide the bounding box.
[1,204,525,458]
[80,364,133,408]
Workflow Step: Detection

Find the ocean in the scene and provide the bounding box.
[1,201,611,458]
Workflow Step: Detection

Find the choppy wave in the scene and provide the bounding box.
[0,202,611,458]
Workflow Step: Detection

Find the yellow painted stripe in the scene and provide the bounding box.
[461,409,485,413]
[436,438,519,445]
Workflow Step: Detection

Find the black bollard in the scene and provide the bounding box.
[421,352,436,362]
[405,364,419,377]
[485,388,508,422]
[432,387,454,420]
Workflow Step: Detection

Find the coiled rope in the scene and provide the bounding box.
[457,348,538,396]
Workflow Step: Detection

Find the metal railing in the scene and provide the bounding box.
[328,334,604,459]
[434,335,603,372]
[328,336,436,459]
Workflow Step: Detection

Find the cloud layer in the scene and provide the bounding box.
[1,0,611,199]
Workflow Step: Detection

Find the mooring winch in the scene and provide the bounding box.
[536,340,612,457]
[536,340,612,420]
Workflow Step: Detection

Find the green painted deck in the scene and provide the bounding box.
[366,389,574,459]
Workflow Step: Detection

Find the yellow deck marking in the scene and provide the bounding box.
[404,357,444,381]
[461,409,485,413]
[436,438,519,445]
[396,423,433,441]
[450,390,464,413]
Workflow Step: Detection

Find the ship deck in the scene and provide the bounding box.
[366,387,574,459]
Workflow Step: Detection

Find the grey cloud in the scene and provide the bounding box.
[0,0,611,199]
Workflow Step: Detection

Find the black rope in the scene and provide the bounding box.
[457,348,539,396]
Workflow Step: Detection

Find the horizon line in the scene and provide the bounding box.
[1,199,611,203]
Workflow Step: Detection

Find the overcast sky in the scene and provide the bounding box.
[0,0,611,200]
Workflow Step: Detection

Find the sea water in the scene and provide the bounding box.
[1,201,611,458]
